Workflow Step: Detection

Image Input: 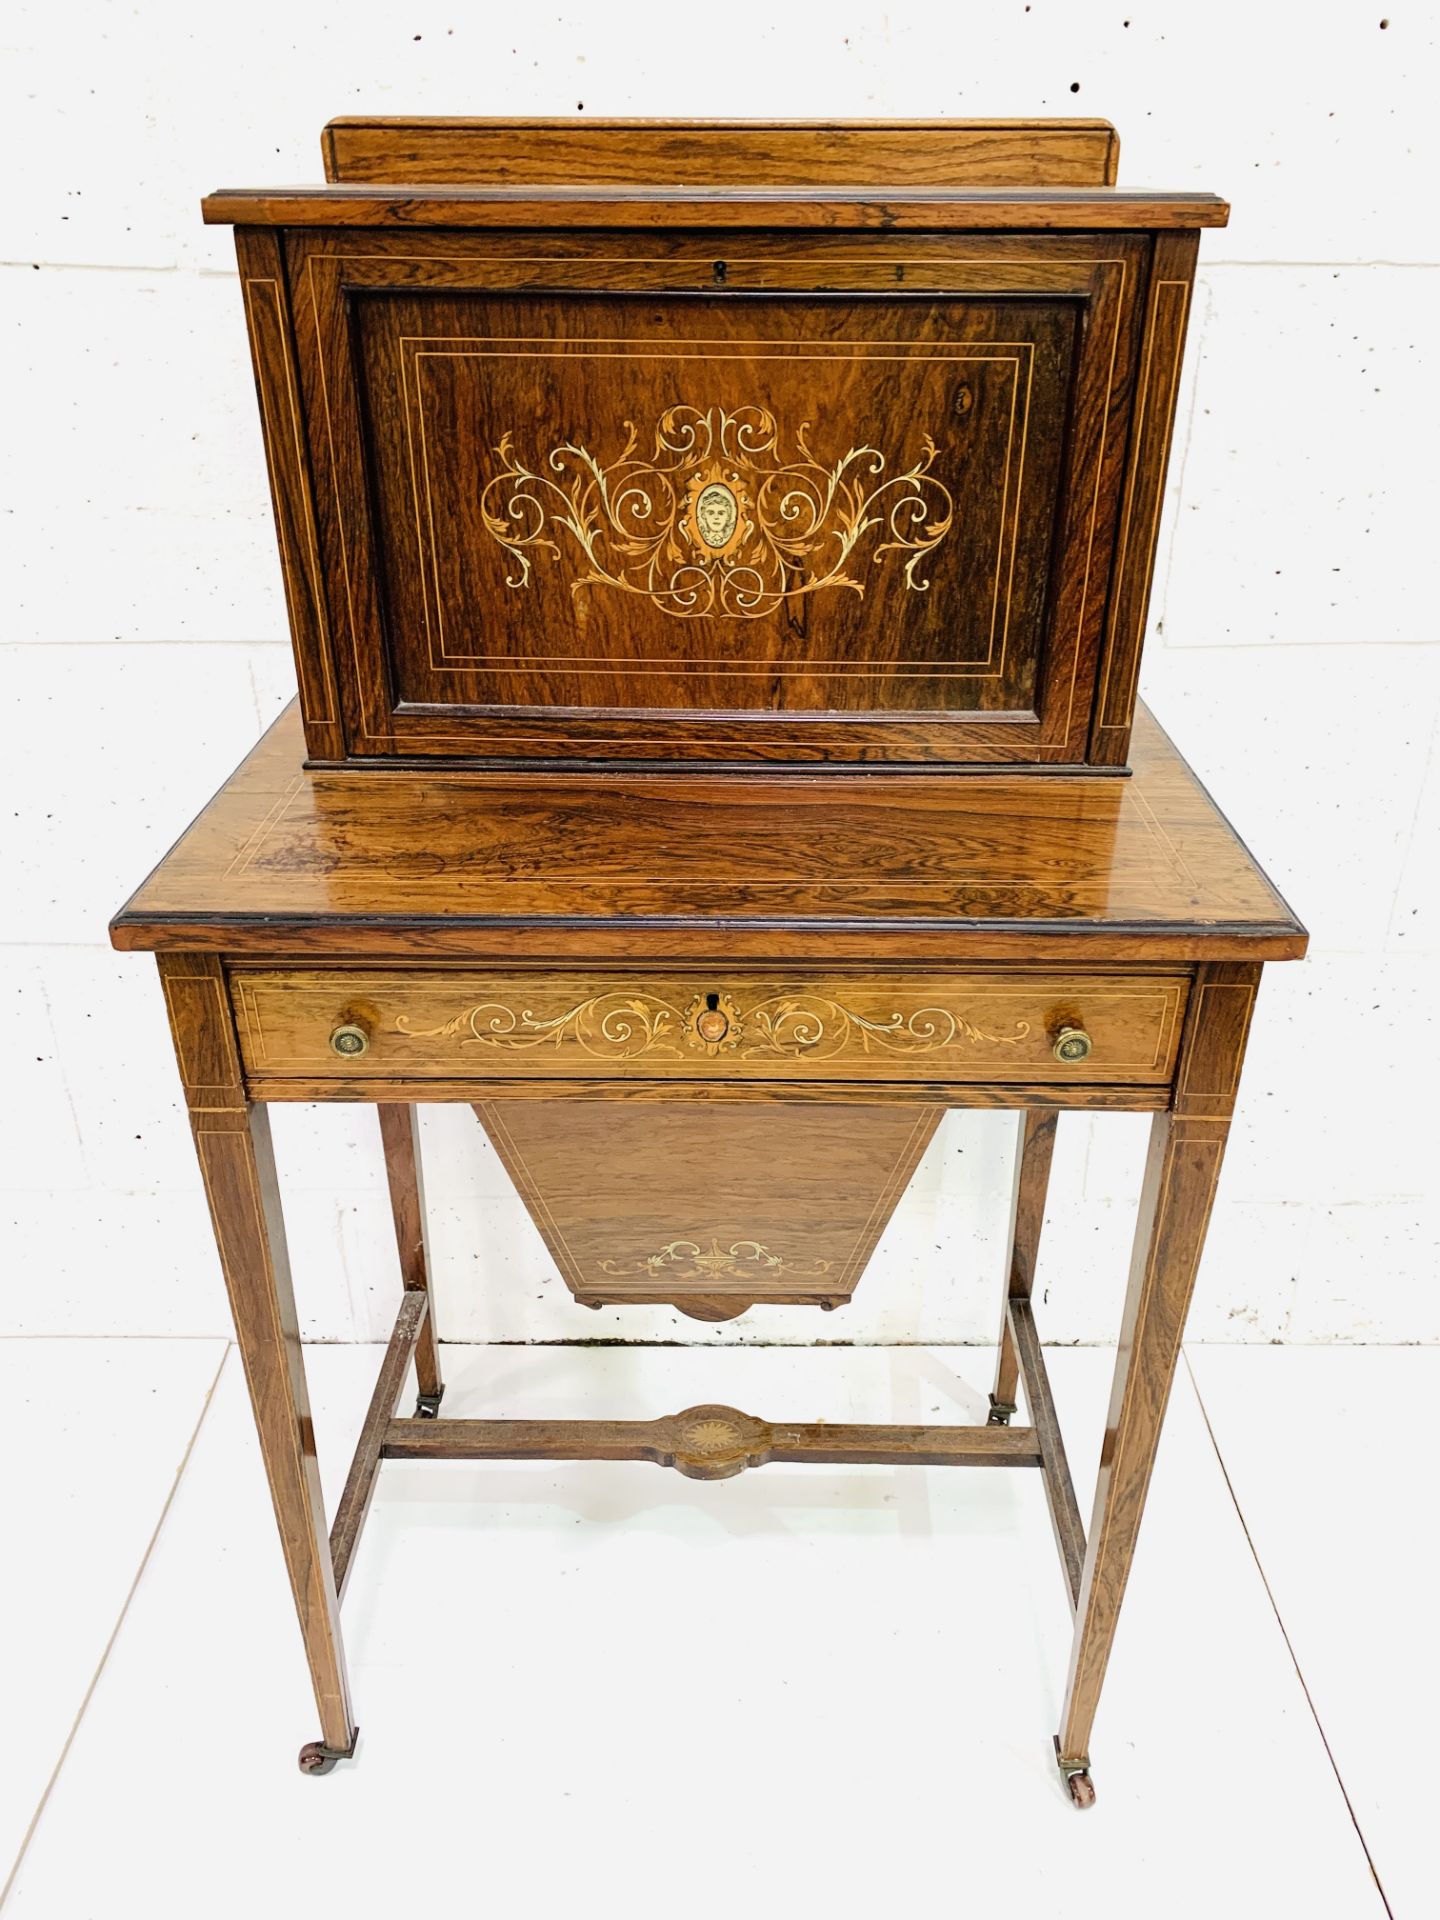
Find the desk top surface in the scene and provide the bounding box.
[111,703,1305,964]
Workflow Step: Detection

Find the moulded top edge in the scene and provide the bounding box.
[320,115,1123,132]
[201,184,1230,230]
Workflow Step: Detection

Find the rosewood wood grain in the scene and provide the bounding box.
[203,184,1229,230]
[1090,230,1201,766]
[158,952,355,1757]
[1009,1297,1086,1609]
[471,1100,940,1319]
[377,1105,442,1409]
[352,276,1072,726]
[991,1108,1059,1419]
[382,1405,1044,1480]
[1056,960,1261,1772]
[286,228,1141,768]
[109,705,1307,964]
[321,117,1122,188]
[329,1288,428,1601]
[241,1075,1174,1111]
[232,229,344,762]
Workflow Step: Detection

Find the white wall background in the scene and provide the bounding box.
[4,0,1437,1348]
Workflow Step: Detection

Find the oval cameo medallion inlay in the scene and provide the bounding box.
[694,481,739,549]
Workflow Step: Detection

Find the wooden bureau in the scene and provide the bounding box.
[112,119,1304,1807]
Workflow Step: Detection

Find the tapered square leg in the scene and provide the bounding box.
[1056,964,1260,1790]
[990,1109,1058,1425]
[159,954,356,1766]
[378,1104,444,1417]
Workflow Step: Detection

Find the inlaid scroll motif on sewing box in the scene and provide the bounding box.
[478,403,955,620]
[596,1239,835,1285]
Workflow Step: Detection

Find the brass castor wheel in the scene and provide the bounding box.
[1065,1768,1097,1810]
[1054,1737,1095,1809]
[297,1737,355,1776]
[415,1389,444,1420]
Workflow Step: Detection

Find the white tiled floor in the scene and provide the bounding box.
[0,1341,227,1884]
[1186,1348,1433,1920]
[0,1340,1424,1917]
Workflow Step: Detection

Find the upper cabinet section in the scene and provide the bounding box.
[210,120,1226,771]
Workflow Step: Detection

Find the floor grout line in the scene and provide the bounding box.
[1182,1351,1394,1920]
[0,1333,239,1342]
[4,1334,1432,1349]
[0,1342,232,1912]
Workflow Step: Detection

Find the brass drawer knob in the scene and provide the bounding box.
[329,1023,370,1059]
[1052,1026,1093,1065]
[694,1006,730,1045]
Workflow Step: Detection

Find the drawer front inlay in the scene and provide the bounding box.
[231,969,1191,1086]
[397,986,1030,1060]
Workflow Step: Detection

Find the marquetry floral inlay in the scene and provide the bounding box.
[478,403,955,620]
[394,991,1030,1060]
[395,994,683,1059]
[676,1413,751,1456]
[743,998,1030,1056]
[597,1239,834,1285]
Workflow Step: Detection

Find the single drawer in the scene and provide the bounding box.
[230,968,1190,1086]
